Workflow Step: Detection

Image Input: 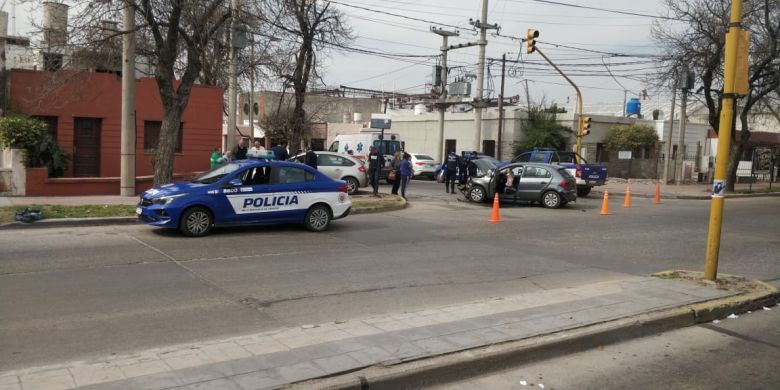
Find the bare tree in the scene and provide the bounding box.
[652,0,780,190]
[260,0,351,151]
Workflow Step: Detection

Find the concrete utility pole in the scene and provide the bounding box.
[497,54,506,161]
[119,5,136,197]
[226,0,239,152]
[663,78,677,184]
[675,84,689,185]
[705,0,744,281]
[471,0,498,152]
[248,33,254,143]
[432,27,458,163]
[623,90,628,117]
[524,79,531,112]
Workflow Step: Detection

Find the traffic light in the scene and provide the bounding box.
[526,29,539,54]
[580,116,592,136]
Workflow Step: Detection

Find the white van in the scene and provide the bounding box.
[328,131,403,182]
[328,131,403,161]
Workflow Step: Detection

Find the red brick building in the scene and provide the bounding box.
[8,70,222,195]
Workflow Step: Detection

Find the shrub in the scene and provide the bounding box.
[604,124,658,151]
[0,116,48,148]
[0,115,70,177]
[517,105,573,153]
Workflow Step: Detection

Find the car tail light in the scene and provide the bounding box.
[337,185,349,193]
[415,162,425,166]
[358,165,366,172]
[560,180,569,190]
[575,166,582,178]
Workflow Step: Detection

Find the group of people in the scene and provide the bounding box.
[441,151,479,193]
[210,139,293,169]
[367,146,413,199]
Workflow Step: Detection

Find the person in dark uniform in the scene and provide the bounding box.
[458,151,469,183]
[271,141,289,161]
[304,147,318,169]
[232,138,248,160]
[444,151,459,193]
[368,146,381,196]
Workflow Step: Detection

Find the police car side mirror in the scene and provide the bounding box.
[224,178,242,188]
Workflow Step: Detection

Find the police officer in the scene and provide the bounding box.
[444,151,459,193]
[458,151,469,184]
[368,146,381,196]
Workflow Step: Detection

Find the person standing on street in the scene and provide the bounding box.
[368,146,381,196]
[271,141,289,161]
[304,147,318,169]
[399,152,412,199]
[444,151,459,193]
[232,138,248,160]
[390,151,402,195]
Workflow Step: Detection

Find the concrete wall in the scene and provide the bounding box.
[240,91,383,125]
[0,148,26,195]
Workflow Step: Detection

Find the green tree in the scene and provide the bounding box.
[604,124,659,155]
[517,105,573,152]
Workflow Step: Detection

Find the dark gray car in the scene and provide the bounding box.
[462,160,577,208]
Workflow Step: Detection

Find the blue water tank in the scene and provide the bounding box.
[626,98,641,116]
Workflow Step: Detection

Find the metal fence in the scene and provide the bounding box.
[736,147,778,191]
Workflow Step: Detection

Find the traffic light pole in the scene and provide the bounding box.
[535,47,584,161]
[704,0,743,281]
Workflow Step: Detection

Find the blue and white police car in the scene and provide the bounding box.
[137,160,351,236]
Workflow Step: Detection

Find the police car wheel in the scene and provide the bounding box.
[542,191,562,209]
[180,207,213,237]
[344,177,359,195]
[469,186,486,203]
[304,205,331,232]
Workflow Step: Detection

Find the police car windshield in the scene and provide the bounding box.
[192,163,242,184]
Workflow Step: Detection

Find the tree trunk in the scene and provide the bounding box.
[725,107,751,191]
[153,109,184,185]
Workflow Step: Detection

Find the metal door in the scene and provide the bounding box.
[73,118,101,177]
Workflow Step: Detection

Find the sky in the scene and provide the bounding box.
[7,0,682,110]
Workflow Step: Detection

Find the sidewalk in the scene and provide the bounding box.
[1,276,774,390]
[593,179,779,199]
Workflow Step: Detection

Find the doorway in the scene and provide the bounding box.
[73,117,102,177]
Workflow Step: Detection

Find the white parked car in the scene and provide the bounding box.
[290,151,368,195]
[410,153,438,179]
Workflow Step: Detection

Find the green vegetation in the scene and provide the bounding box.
[0,205,136,224]
[733,187,780,194]
[604,124,658,151]
[0,115,70,177]
[517,105,573,153]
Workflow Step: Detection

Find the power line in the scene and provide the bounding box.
[513,0,683,21]
[328,0,467,30]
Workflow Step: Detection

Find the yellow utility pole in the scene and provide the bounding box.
[535,47,585,161]
[704,0,744,281]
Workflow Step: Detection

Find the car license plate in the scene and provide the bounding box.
[589,174,600,179]
[136,207,142,215]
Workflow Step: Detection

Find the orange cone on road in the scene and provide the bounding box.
[623,181,632,208]
[600,190,610,215]
[653,182,662,204]
[489,192,503,223]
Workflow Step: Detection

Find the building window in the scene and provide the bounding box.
[43,53,63,72]
[33,116,59,141]
[144,121,183,153]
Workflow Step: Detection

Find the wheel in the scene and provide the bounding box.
[179,207,213,237]
[542,191,562,209]
[304,204,331,232]
[577,187,591,197]
[343,177,359,195]
[468,186,487,203]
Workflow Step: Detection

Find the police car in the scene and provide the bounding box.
[137,160,351,236]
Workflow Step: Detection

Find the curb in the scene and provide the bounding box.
[0,216,137,230]
[0,200,408,230]
[297,283,779,390]
[592,190,780,200]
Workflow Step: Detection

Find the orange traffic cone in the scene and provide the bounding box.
[600,190,610,215]
[623,181,632,208]
[653,182,661,204]
[489,192,503,223]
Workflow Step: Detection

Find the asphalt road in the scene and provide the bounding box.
[1,180,778,370]
[438,301,780,390]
